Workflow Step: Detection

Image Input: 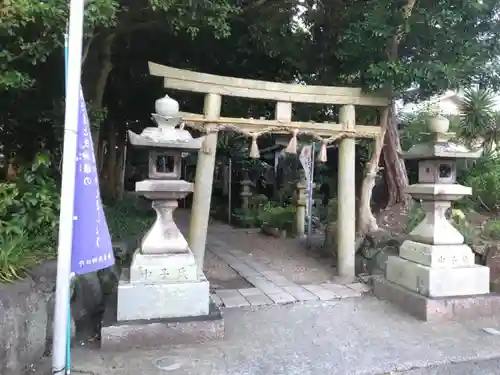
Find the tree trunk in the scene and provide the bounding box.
[82,33,115,164]
[113,128,127,199]
[382,104,409,206]
[93,34,114,152]
[105,121,117,198]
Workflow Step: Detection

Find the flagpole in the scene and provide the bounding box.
[306,143,315,248]
[52,0,85,374]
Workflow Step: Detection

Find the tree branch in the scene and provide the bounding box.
[82,32,100,67]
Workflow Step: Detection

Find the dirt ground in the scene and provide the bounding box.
[174,209,334,285]
[375,203,410,236]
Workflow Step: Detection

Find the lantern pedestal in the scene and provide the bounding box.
[117,271,210,322]
[385,257,489,298]
[116,179,210,321]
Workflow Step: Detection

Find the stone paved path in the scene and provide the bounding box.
[174,209,369,309]
[207,238,370,308]
[175,209,333,286]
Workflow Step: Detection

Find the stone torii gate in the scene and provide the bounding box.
[148,62,389,279]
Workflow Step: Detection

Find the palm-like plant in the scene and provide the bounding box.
[459,89,500,153]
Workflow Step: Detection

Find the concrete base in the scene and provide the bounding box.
[373,276,500,321]
[399,240,475,268]
[386,256,490,297]
[101,299,224,351]
[117,274,210,321]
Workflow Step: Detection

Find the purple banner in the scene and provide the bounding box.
[71,88,115,275]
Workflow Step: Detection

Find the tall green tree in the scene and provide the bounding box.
[302,0,500,233]
[0,0,117,90]
[86,0,306,197]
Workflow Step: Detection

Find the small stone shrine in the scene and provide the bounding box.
[117,94,210,321]
[374,115,500,321]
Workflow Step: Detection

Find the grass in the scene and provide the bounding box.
[0,233,56,283]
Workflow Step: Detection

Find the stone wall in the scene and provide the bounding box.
[0,261,59,375]
[0,262,100,375]
[0,256,120,375]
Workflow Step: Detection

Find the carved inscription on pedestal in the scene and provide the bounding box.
[159,268,170,279]
[399,240,475,268]
[178,267,189,280]
[138,266,152,280]
[132,264,195,283]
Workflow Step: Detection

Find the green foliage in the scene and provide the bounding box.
[303,0,500,97]
[459,89,500,152]
[0,153,59,238]
[463,155,500,212]
[0,234,54,283]
[0,153,59,282]
[483,219,500,240]
[104,196,154,242]
[233,194,270,228]
[233,194,295,233]
[1,0,118,90]
[1,0,240,90]
[259,205,296,233]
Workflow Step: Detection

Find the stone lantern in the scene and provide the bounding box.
[294,170,308,237]
[374,115,498,321]
[116,94,209,322]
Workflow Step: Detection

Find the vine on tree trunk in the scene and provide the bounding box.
[357,106,389,235]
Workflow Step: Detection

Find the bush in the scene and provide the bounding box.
[260,205,296,233]
[233,197,296,233]
[0,153,59,282]
[483,219,500,239]
[462,155,500,212]
[0,234,53,282]
[0,153,157,282]
[104,196,154,242]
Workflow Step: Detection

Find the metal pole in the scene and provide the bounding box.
[63,31,72,375]
[228,158,232,224]
[52,0,85,373]
[306,143,315,248]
